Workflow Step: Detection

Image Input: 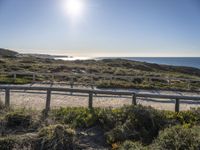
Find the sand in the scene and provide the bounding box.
[0,83,200,111]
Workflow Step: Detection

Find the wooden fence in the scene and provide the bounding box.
[0,85,200,113]
[1,71,200,90]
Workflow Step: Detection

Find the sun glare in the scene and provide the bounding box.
[63,0,85,18]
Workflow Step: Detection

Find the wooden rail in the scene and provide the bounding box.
[2,71,200,82]
[1,71,200,91]
[0,85,200,113]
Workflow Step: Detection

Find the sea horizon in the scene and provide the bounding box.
[55,56,200,69]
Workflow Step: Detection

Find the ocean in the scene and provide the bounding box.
[55,57,200,69]
[124,57,200,69]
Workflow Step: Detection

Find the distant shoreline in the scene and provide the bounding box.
[1,48,199,69]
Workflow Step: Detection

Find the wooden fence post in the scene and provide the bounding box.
[52,74,54,82]
[5,88,10,107]
[132,94,137,105]
[70,77,74,95]
[187,81,190,90]
[91,77,94,89]
[175,98,180,112]
[168,78,171,86]
[70,77,74,88]
[46,89,51,112]
[88,92,93,109]
[148,78,152,84]
[32,73,36,82]
[13,73,16,81]
[109,76,112,85]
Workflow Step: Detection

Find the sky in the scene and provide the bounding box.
[0,0,200,57]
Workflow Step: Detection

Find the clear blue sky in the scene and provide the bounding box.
[0,0,200,57]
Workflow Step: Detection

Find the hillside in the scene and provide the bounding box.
[0,48,18,58]
[96,59,200,77]
[0,54,200,90]
[0,49,199,77]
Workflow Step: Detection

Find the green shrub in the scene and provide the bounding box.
[0,134,35,150]
[52,107,99,128]
[97,107,127,131]
[52,106,169,145]
[152,125,200,150]
[105,105,167,144]
[119,141,146,150]
[0,136,16,150]
[5,111,31,128]
[164,108,200,126]
[36,124,75,150]
[1,106,200,149]
[0,75,31,84]
[0,100,5,110]
[177,110,200,125]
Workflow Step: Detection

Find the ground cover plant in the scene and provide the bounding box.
[0,50,200,91]
[0,104,200,149]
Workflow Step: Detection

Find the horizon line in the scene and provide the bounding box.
[1,47,200,58]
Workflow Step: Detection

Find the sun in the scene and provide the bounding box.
[63,0,85,18]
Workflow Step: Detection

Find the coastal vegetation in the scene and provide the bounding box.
[0,49,200,91]
[0,49,200,149]
[0,103,200,149]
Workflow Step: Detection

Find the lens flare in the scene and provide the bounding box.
[63,0,85,18]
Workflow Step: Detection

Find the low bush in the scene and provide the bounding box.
[51,107,99,128]
[49,106,200,147]
[97,80,136,89]
[0,134,35,150]
[152,125,200,150]
[97,107,127,131]
[5,111,31,128]
[0,75,31,84]
[35,124,75,150]
[0,136,16,150]
[1,106,199,149]
[0,100,5,110]
[164,108,200,126]
[105,105,167,144]
[51,106,168,145]
[178,108,200,125]
[119,141,146,150]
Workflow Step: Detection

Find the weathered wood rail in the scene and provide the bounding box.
[0,85,200,113]
[1,71,200,91]
[2,71,200,82]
